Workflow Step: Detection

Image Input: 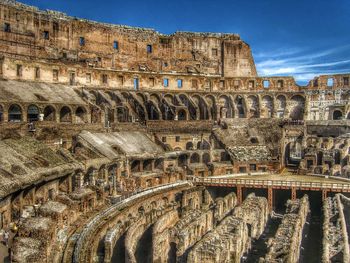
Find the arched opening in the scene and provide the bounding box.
[43,105,56,121]
[60,106,72,123]
[289,95,305,120]
[131,160,141,173]
[178,154,188,167]
[235,96,246,118]
[202,153,211,164]
[285,141,302,167]
[180,94,196,120]
[116,107,128,122]
[250,137,258,144]
[76,107,87,123]
[220,152,231,162]
[147,103,160,120]
[178,109,187,121]
[143,160,153,171]
[197,140,210,150]
[190,153,200,163]
[8,104,22,122]
[333,110,343,120]
[186,142,194,150]
[155,159,164,170]
[27,105,40,122]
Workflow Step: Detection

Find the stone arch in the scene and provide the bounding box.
[333,110,343,120]
[60,106,72,123]
[27,104,40,122]
[190,153,200,163]
[150,93,161,104]
[43,105,56,121]
[186,141,194,150]
[75,106,87,123]
[289,95,305,120]
[8,104,22,122]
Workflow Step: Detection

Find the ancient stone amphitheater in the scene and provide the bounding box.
[0,0,349,262]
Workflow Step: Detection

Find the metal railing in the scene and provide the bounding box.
[191,177,350,191]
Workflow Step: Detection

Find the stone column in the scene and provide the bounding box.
[268,187,273,212]
[237,185,243,205]
[291,187,297,201]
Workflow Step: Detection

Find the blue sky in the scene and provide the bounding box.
[20,0,350,85]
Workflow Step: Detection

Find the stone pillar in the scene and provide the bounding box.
[291,187,297,200]
[237,185,242,205]
[151,160,155,171]
[322,189,328,201]
[268,187,273,212]
[139,161,144,172]
[91,169,97,186]
[76,172,84,189]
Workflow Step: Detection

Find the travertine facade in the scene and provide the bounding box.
[0,1,349,263]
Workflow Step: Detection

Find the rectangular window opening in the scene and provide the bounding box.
[263,80,270,88]
[147,44,153,53]
[16,64,22,77]
[177,79,183,88]
[327,78,334,87]
[43,31,49,39]
[102,74,108,84]
[163,78,169,87]
[4,23,10,32]
[113,41,119,50]
[79,37,85,46]
[134,78,139,90]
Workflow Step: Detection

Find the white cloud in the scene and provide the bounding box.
[255,45,350,84]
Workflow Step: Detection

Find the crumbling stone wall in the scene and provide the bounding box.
[233,193,269,239]
[187,193,268,263]
[263,196,310,263]
[322,194,350,263]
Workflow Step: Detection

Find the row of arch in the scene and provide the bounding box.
[90,90,307,122]
[0,104,89,123]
